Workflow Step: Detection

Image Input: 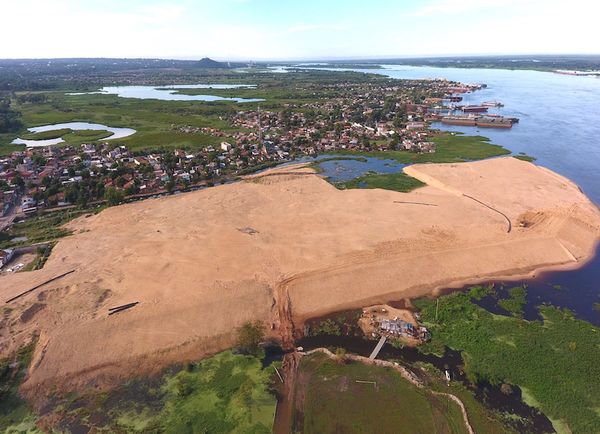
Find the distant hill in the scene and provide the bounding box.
[198,57,226,68]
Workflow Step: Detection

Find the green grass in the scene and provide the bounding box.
[0,208,103,250]
[0,341,41,434]
[498,286,528,317]
[1,90,240,153]
[335,171,425,193]
[120,130,221,151]
[514,154,537,162]
[156,351,276,434]
[0,350,278,433]
[55,351,276,434]
[417,363,515,434]
[63,129,114,142]
[20,128,72,140]
[0,142,25,156]
[294,353,470,434]
[414,288,600,434]
[18,128,115,145]
[331,133,510,164]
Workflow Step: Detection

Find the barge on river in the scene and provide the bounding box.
[441,114,519,129]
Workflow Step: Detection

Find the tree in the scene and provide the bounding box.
[0,95,23,133]
[13,175,24,188]
[335,347,347,364]
[236,321,265,356]
[104,187,125,206]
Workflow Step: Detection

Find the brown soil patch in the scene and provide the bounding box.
[0,157,599,399]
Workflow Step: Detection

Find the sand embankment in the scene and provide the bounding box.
[1,157,599,396]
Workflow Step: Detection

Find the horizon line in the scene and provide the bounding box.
[1,53,600,63]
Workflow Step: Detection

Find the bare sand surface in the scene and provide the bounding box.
[1,156,599,397]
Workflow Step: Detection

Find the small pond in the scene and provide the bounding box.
[290,154,407,183]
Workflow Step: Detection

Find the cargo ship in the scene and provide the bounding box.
[441,115,517,129]
[444,95,463,102]
[482,101,504,107]
[461,105,488,113]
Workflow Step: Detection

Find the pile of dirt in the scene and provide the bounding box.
[0,157,599,398]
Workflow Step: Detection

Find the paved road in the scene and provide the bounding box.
[0,197,21,232]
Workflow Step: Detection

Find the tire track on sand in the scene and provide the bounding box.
[275,276,297,350]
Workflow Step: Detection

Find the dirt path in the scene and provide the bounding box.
[274,277,297,350]
[272,352,300,434]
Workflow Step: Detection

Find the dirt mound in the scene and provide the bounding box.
[0,157,599,398]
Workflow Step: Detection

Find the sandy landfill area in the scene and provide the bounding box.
[1,156,600,398]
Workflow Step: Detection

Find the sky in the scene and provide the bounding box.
[1,0,599,60]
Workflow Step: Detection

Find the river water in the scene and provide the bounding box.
[298,64,600,326]
[304,65,600,204]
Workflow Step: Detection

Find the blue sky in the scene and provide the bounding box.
[2,0,598,59]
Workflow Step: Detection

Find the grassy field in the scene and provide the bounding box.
[0,341,41,434]
[423,371,515,434]
[415,286,600,434]
[335,171,426,192]
[294,353,470,434]
[0,133,25,155]
[331,133,510,164]
[0,208,105,250]
[5,90,236,152]
[0,350,278,433]
[20,128,72,140]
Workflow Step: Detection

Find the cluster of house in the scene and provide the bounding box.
[0,78,481,215]
[0,189,19,216]
[379,318,430,342]
[0,248,14,269]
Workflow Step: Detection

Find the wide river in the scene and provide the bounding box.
[309,65,600,205]
[299,64,600,325]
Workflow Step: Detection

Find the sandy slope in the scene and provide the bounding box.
[1,157,599,396]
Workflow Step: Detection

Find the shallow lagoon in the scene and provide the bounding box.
[67,84,264,103]
[290,154,406,182]
[11,121,136,147]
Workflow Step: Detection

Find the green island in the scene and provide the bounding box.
[20,128,114,144]
[496,286,528,317]
[415,286,600,434]
[335,171,425,192]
